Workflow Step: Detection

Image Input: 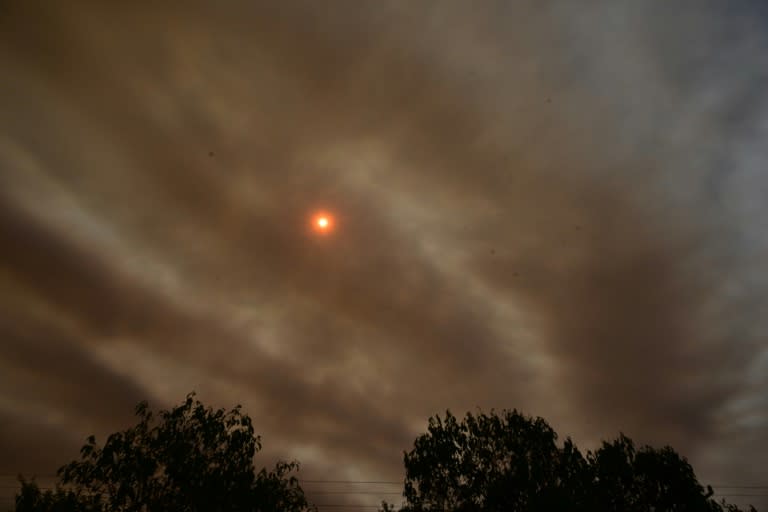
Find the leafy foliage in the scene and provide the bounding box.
[15,393,315,512]
[588,434,722,511]
[14,477,99,512]
[397,410,588,511]
[383,410,757,512]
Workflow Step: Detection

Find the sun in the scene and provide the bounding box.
[310,211,335,234]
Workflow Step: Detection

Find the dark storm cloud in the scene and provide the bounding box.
[2,0,768,509]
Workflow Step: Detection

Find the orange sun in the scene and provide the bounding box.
[310,211,335,234]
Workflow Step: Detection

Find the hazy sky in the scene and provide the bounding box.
[2,1,768,510]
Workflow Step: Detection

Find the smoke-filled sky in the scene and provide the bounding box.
[2,1,768,509]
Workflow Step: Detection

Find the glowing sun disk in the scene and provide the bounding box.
[310,211,335,234]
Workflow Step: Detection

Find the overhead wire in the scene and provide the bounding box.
[1,475,766,510]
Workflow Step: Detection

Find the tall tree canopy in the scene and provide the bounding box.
[14,394,315,512]
[383,410,756,512]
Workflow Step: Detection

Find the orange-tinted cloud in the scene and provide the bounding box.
[1,1,768,510]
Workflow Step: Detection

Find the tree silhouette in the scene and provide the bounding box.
[14,477,99,512]
[382,409,757,512]
[587,434,726,511]
[14,393,315,512]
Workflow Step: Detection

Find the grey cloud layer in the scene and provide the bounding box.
[2,1,767,509]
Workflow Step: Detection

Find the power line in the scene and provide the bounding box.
[717,494,768,497]
[302,480,401,485]
[4,476,763,489]
[0,475,401,483]
[314,506,381,509]
[312,491,401,495]
[713,485,768,489]
[1,474,766,511]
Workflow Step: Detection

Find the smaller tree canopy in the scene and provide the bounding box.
[14,477,98,512]
[383,409,757,512]
[399,410,589,511]
[15,393,315,512]
[588,434,720,511]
